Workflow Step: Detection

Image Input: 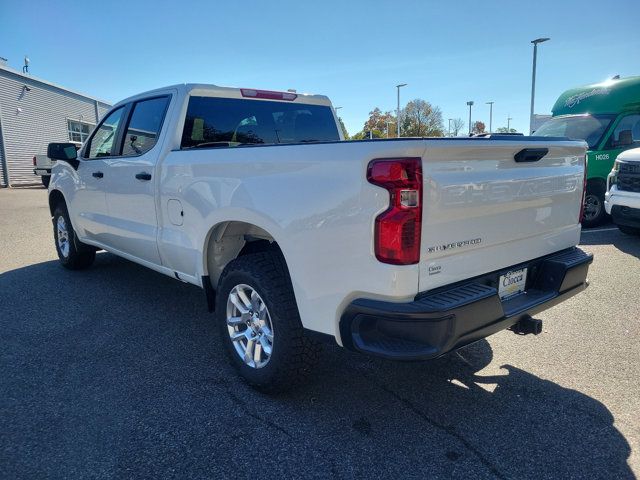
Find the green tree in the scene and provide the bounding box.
[400,99,444,137]
[364,107,396,137]
[337,117,349,139]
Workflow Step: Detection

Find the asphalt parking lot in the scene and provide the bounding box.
[1,187,638,479]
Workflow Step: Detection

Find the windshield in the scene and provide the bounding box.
[535,114,616,149]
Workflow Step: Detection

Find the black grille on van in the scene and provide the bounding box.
[617,163,640,193]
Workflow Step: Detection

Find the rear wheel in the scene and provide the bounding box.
[582,182,607,228]
[53,203,96,269]
[41,176,50,188]
[215,251,320,393]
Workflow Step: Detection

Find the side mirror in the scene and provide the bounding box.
[48,142,78,161]
[47,142,80,169]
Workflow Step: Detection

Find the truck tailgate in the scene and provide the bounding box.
[419,139,587,291]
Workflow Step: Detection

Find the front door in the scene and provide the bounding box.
[102,96,171,265]
[72,106,127,244]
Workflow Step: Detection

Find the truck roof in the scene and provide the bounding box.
[114,83,333,108]
[552,76,640,117]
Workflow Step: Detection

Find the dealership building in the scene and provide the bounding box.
[0,61,111,187]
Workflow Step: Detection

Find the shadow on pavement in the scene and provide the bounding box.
[0,253,634,479]
[581,226,640,258]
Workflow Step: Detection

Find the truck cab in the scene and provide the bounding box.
[535,76,640,227]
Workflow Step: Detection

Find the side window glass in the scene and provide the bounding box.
[86,107,125,158]
[121,97,170,156]
[608,114,640,149]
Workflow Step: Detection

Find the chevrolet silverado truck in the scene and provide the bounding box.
[605,146,640,235]
[33,153,54,187]
[46,84,592,392]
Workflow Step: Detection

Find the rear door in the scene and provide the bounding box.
[101,95,171,264]
[419,139,587,291]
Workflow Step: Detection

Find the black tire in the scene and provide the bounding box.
[581,181,607,228]
[41,176,50,188]
[618,225,640,236]
[52,203,96,270]
[215,250,320,393]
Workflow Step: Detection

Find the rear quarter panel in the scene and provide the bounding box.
[158,140,428,339]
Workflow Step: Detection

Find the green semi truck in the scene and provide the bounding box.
[535,76,640,227]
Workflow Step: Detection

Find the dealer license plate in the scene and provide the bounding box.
[498,268,527,300]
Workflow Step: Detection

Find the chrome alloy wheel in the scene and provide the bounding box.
[56,215,70,258]
[226,284,274,369]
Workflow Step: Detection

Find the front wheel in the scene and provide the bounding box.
[582,184,607,228]
[215,251,320,393]
[53,204,96,269]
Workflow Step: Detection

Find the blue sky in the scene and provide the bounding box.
[1,0,639,136]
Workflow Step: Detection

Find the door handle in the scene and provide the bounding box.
[514,148,549,163]
[92,171,104,178]
[135,172,152,181]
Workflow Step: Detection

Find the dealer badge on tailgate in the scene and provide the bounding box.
[498,268,527,300]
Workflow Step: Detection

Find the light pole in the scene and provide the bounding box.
[486,101,494,133]
[507,115,513,131]
[396,83,407,137]
[334,106,342,114]
[448,118,453,137]
[529,37,550,134]
[466,101,474,135]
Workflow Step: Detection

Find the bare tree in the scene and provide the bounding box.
[450,118,465,136]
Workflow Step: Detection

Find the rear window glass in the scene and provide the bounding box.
[181,96,340,149]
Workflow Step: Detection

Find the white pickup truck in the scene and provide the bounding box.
[46,84,592,391]
[605,147,640,235]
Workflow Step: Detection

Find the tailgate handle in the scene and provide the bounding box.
[514,148,548,163]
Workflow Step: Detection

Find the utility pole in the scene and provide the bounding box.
[486,101,494,133]
[448,118,453,137]
[530,37,550,134]
[507,115,513,131]
[396,83,407,137]
[466,101,474,135]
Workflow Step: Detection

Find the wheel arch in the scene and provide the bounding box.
[586,177,607,195]
[202,220,284,289]
[48,189,66,216]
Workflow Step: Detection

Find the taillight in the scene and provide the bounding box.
[367,158,423,265]
[241,88,297,101]
[579,156,588,223]
[33,156,37,166]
